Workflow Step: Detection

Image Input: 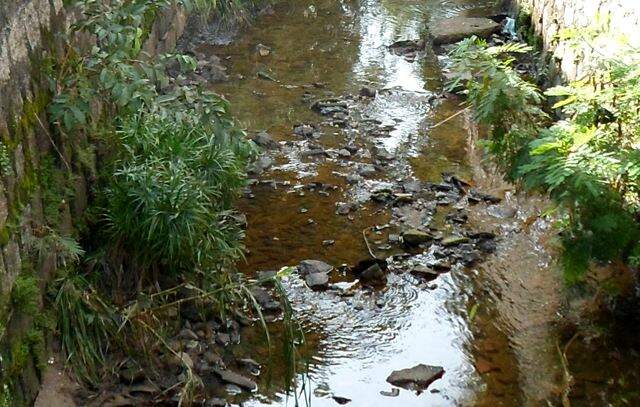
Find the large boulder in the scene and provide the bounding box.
[431,17,500,45]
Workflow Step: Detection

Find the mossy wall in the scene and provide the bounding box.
[0,1,189,404]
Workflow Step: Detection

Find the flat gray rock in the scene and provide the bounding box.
[298,260,333,276]
[431,17,500,45]
[213,368,258,391]
[305,272,329,289]
[386,364,444,390]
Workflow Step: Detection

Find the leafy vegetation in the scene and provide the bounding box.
[32,0,307,403]
[448,28,640,283]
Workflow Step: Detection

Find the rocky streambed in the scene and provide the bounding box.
[187,0,549,405]
[50,0,640,406]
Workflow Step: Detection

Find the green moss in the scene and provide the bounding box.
[8,340,29,377]
[0,227,9,247]
[26,328,47,373]
[10,275,39,315]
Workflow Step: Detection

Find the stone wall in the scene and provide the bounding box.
[514,0,640,82]
[0,2,188,404]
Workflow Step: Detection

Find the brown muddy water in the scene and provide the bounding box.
[185,0,640,406]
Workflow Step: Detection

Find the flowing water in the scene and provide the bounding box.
[188,0,639,406]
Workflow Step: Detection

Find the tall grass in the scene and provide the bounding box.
[104,114,250,278]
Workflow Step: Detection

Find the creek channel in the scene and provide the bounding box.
[189,0,568,406]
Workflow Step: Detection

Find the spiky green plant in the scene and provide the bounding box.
[104,114,250,277]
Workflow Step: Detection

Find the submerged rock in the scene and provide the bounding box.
[386,364,445,390]
[380,388,400,397]
[431,17,500,45]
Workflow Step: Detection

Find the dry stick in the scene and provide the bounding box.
[35,114,72,171]
[362,227,378,259]
[557,331,581,407]
[428,106,470,130]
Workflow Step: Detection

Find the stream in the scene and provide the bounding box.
[179,0,639,406]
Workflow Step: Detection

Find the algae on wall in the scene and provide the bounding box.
[0,0,192,403]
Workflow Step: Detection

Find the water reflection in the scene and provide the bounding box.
[206,0,503,405]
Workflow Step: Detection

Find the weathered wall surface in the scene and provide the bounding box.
[515,0,640,81]
[0,1,188,404]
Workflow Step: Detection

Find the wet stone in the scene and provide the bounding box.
[250,287,281,312]
[359,263,387,286]
[213,368,258,391]
[430,15,501,44]
[386,364,445,390]
[336,202,356,215]
[247,155,273,175]
[402,229,434,246]
[298,260,333,276]
[427,259,452,272]
[359,86,377,98]
[216,333,231,347]
[442,235,470,247]
[357,163,377,177]
[226,384,243,396]
[332,395,351,404]
[251,131,279,150]
[337,148,352,158]
[293,123,318,138]
[345,174,361,184]
[410,265,439,281]
[305,272,329,289]
[204,351,224,367]
[179,328,199,341]
[205,398,227,407]
[487,205,517,219]
[380,388,400,397]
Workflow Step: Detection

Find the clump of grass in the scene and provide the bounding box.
[104,114,250,279]
[52,272,118,384]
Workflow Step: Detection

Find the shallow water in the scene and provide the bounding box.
[194,0,599,406]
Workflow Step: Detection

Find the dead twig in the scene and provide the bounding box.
[429,106,470,130]
[362,227,378,259]
[557,331,581,407]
